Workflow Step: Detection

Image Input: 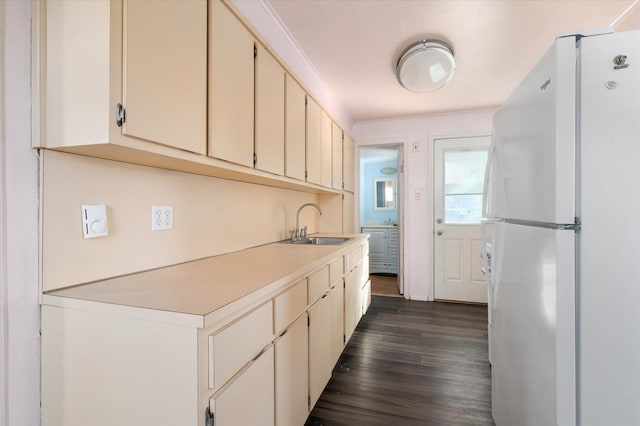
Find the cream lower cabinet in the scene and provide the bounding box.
[329,257,345,364]
[274,279,309,426]
[275,314,309,426]
[209,346,275,426]
[42,241,369,426]
[308,293,332,408]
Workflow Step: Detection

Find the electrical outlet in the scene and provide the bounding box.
[151,206,173,231]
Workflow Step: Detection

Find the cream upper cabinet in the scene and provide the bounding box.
[306,97,323,186]
[343,192,355,233]
[122,0,206,154]
[343,133,355,192]
[209,0,254,167]
[285,75,307,181]
[332,122,343,190]
[321,110,333,188]
[39,0,207,154]
[255,43,285,175]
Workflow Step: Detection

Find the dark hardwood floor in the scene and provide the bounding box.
[305,296,494,426]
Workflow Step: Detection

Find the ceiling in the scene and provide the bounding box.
[267,0,637,122]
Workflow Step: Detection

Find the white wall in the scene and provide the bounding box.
[0,1,41,425]
[353,109,496,301]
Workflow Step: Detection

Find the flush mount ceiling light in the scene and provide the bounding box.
[380,167,398,175]
[396,40,456,93]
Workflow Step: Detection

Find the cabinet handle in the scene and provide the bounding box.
[205,407,214,426]
[116,103,126,127]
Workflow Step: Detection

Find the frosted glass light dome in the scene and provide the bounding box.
[396,40,456,93]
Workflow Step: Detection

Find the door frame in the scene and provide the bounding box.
[429,132,491,301]
[356,142,405,297]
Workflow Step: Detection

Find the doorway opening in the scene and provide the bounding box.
[359,145,403,297]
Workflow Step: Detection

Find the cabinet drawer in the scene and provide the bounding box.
[208,301,273,390]
[209,345,275,426]
[344,246,362,272]
[329,256,343,286]
[274,279,307,335]
[308,265,329,304]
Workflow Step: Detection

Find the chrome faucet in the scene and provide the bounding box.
[291,203,323,243]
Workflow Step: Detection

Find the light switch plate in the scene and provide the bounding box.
[82,204,108,239]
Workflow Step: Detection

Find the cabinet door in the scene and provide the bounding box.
[332,122,343,190]
[306,96,322,185]
[361,279,372,316]
[343,192,355,233]
[255,43,285,175]
[343,133,355,192]
[275,315,308,426]
[329,282,345,366]
[321,111,333,188]
[210,346,274,426]
[344,268,359,343]
[364,229,388,255]
[122,0,206,154]
[209,0,254,167]
[285,75,306,181]
[308,295,332,407]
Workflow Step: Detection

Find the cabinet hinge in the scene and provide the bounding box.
[305,96,308,106]
[205,407,214,426]
[342,131,344,141]
[253,43,257,59]
[116,103,126,127]
[343,334,346,344]
[305,171,308,179]
[308,395,311,407]
[342,193,344,200]
[342,182,345,189]
[253,153,257,165]
[307,315,310,327]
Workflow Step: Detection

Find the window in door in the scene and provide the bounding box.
[444,149,488,224]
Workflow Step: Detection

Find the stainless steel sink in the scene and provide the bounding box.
[281,237,352,245]
[308,237,351,245]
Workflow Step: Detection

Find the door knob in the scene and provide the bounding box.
[437,230,443,236]
[436,218,443,224]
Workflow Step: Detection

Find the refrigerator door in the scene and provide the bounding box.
[578,30,640,425]
[489,36,576,225]
[491,222,575,426]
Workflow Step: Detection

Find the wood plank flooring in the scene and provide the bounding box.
[305,296,494,426]
[370,274,401,297]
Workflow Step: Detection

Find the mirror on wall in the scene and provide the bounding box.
[374,178,396,210]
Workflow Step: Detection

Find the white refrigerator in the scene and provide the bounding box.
[483,29,640,426]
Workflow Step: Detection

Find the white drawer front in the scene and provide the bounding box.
[274,279,307,335]
[329,256,343,286]
[307,265,329,304]
[208,301,273,390]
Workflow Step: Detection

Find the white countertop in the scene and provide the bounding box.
[43,234,368,328]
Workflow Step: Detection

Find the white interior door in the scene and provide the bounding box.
[434,136,490,302]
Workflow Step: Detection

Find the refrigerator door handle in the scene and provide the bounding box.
[482,131,497,219]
